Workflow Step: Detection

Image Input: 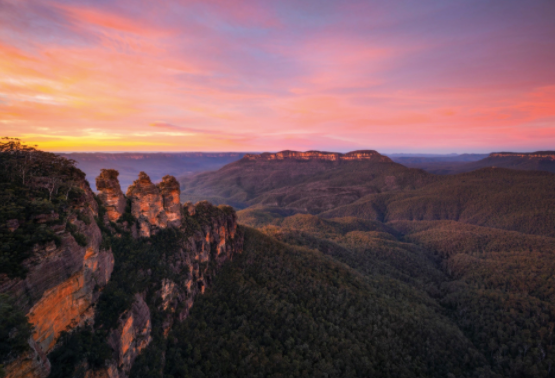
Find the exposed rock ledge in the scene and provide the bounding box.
[243,150,392,162]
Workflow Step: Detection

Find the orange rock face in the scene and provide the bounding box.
[96,169,127,222]
[28,272,90,352]
[3,338,50,378]
[126,172,183,237]
[157,175,182,227]
[27,245,114,354]
[243,149,392,162]
[106,294,152,376]
[126,172,168,237]
[4,168,242,378]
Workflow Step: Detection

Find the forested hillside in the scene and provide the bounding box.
[164,228,487,378]
[181,152,555,237]
[180,150,435,211]
[321,168,555,237]
[174,151,555,377]
[3,145,554,377]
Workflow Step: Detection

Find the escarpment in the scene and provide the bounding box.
[1,177,114,378]
[2,166,242,378]
[243,149,392,162]
[489,151,555,159]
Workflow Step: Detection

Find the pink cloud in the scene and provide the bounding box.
[1,0,554,152]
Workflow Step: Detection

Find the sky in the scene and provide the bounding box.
[1,0,554,153]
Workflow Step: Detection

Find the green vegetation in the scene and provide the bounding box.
[395,220,555,376]
[0,294,33,376]
[0,137,88,278]
[322,168,555,237]
[94,226,184,331]
[47,325,112,378]
[164,228,485,378]
[228,209,555,377]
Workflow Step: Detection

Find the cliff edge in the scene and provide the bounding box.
[1,160,243,378]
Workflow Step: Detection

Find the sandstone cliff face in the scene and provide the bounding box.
[157,175,182,228]
[2,338,50,378]
[96,169,126,222]
[94,200,242,378]
[4,169,242,378]
[1,180,114,378]
[162,201,241,322]
[243,149,392,163]
[89,173,242,378]
[107,294,152,376]
[126,172,168,237]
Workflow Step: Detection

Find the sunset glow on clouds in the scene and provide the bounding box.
[1,0,554,152]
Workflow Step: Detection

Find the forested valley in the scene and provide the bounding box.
[2,143,554,377]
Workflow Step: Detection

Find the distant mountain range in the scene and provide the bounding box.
[453,151,555,173]
[60,152,246,191]
[388,153,488,174]
[61,151,555,192]
[389,151,555,174]
[180,150,555,236]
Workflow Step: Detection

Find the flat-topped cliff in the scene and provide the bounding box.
[243,150,392,162]
[489,151,555,159]
[180,149,430,213]
[448,151,555,174]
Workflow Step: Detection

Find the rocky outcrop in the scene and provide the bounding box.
[243,149,392,162]
[96,169,126,222]
[1,180,114,378]
[88,174,242,378]
[126,172,167,237]
[342,150,391,162]
[4,168,242,378]
[162,201,241,322]
[157,175,182,227]
[94,201,242,378]
[121,172,183,237]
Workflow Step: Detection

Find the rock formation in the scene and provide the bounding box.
[89,178,242,378]
[243,149,392,162]
[126,172,168,237]
[96,169,126,222]
[157,175,182,227]
[2,168,243,378]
